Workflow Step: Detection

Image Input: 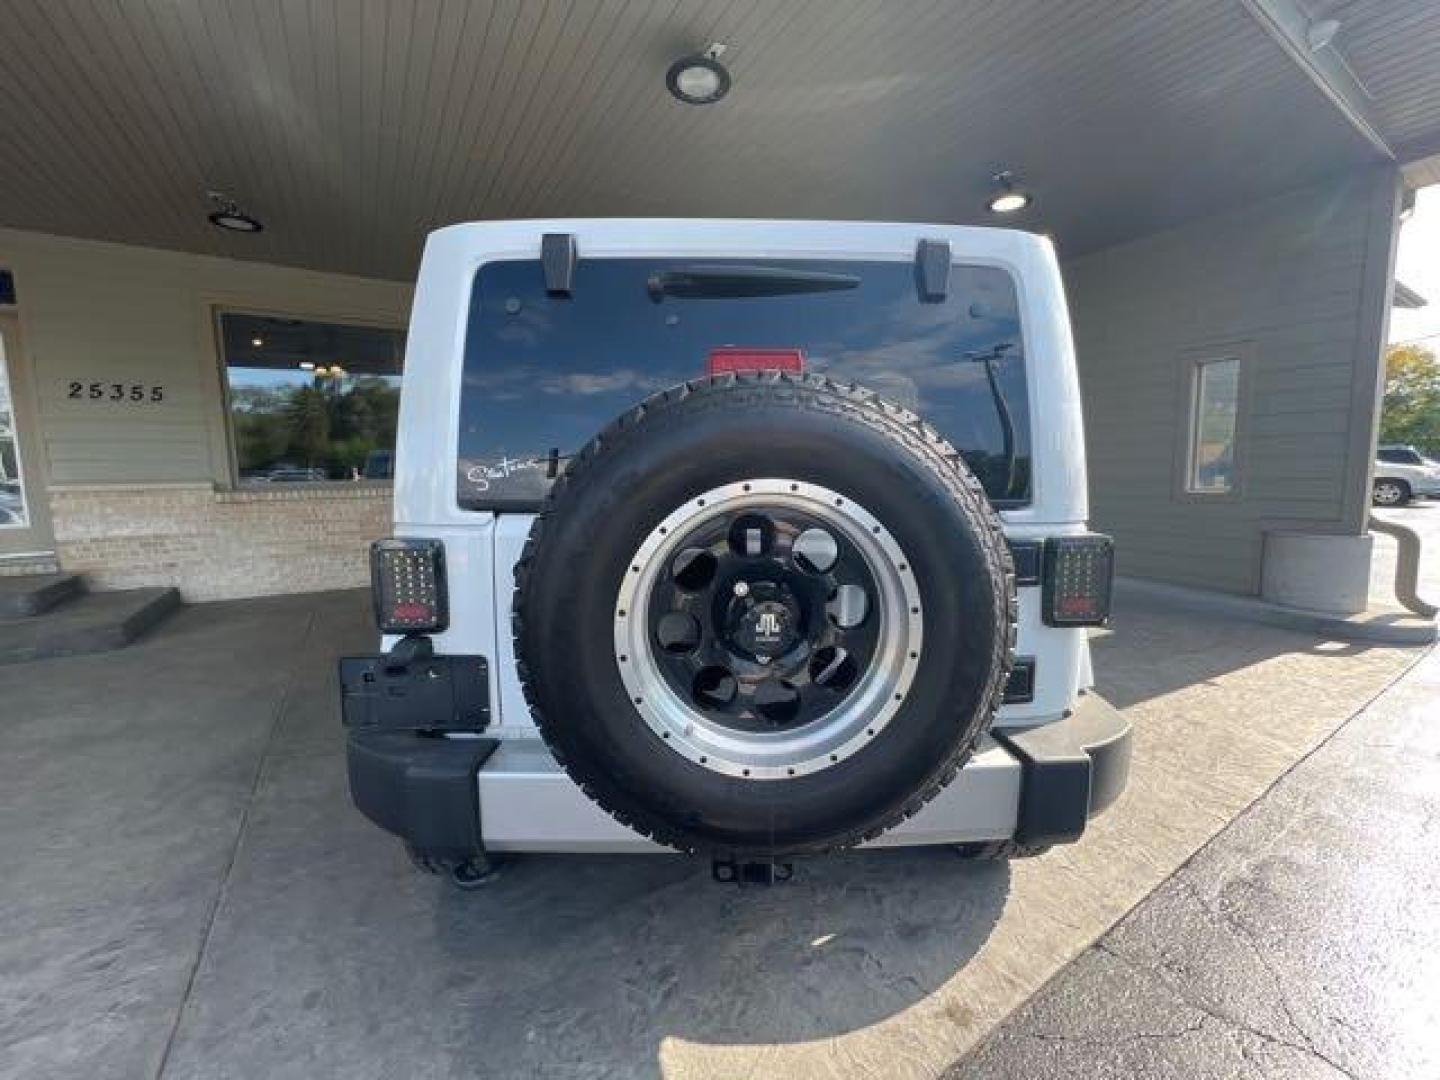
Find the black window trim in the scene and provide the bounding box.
[213,304,407,491]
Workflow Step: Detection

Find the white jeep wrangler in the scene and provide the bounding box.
[341,220,1131,886]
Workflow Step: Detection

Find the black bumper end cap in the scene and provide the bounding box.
[993,691,1132,847]
[346,732,499,861]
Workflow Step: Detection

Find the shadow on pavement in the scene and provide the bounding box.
[161,817,1010,1078]
[127,589,1012,1078]
[415,848,1011,1069]
[1092,592,1380,710]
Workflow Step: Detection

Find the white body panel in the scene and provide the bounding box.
[391,219,1096,851]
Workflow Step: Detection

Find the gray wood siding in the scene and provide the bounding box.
[0,227,410,487]
[1065,167,1398,595]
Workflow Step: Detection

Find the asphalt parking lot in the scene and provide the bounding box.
[959,643,1440,1078]
[0,587,1427,1079]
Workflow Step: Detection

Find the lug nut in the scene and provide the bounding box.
[733,581,750,598]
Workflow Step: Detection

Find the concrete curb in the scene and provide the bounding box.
[1115,576,1439,646]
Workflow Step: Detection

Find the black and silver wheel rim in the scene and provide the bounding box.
[615,479,924,780]
[1374,481,1404,505]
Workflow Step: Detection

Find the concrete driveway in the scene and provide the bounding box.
[0,589,1425,1079]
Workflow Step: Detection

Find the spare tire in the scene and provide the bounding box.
[514,372,1015,857]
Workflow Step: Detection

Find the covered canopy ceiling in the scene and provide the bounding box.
[0,0,1435,281]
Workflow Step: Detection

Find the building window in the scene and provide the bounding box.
[0,331,30,528]
[1186,356,1240,493]
[220,312,405,485]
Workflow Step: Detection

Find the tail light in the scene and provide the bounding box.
[371,539,448,634]
[707,348,805,375]
[1042,535,1114,627]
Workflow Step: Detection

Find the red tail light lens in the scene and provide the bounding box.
[1042,535,1114,627]
[371,539,448,634]
[707,348,805,375]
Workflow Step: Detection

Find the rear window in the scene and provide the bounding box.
[457,257,1030,510]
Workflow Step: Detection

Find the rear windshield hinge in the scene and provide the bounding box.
[541,233,577,296]
[915,238,951,303]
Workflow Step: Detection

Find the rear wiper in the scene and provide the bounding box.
[966,343,1020,499]
[647,265,860,302]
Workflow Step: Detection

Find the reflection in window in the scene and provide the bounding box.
[1188,357,1240,493]
[458,258,1031,509]
[219,313,405,484]
[0,330,30,528]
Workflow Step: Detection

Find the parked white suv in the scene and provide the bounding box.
[340,220,1131,886]
[1373,444,1440,506]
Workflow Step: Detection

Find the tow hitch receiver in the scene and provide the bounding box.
[712,857,794,886]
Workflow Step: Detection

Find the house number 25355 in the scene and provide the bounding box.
[68,381,165,403]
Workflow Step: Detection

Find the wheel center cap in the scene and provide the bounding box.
[727,586,801,660]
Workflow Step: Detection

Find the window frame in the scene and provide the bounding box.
[211,304,407,491]
[1173,342,1252,504]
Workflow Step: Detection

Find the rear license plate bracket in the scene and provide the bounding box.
[339,654,490,733]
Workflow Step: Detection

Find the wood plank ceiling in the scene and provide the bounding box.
[0,0,1428,282]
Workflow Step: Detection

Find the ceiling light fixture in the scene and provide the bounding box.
[666,44,731,106]
[987,171,1032,214]
[251,336,264,347]
[206,190,263,233]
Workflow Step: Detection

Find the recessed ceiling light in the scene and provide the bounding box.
[251,337,264,347]
[987,171,1033,214]
[989,191,1031,213]
[666,44,731,106]
[206,190,263,233]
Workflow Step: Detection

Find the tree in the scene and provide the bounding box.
[1380,343,1440,455]
[285,385,333,469]
[228,376,401,479]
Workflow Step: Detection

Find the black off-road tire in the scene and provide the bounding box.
[512,372,1016,858]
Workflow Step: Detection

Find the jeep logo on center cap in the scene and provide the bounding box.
[756,611,782,639]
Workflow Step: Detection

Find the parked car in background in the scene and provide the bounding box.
[260,466,329,483]
[1373,444,1440,506]
[362,449,394,480]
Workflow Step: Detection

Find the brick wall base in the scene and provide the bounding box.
[49,483,392,601]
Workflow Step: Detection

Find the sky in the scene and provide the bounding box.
[1390,184,1440,350]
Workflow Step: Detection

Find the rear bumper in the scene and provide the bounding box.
[344,692,1132,857]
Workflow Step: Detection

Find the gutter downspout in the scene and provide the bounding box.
[1369,514,1438,618]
